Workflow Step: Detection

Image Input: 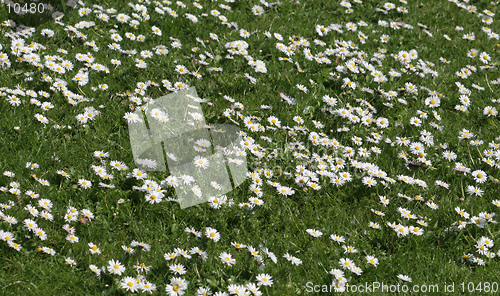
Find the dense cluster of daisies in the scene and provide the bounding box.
[1,0,500,293]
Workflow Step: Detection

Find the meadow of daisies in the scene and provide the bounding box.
[0,0,499,294]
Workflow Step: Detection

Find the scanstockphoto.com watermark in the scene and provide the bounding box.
[305,281,499,294]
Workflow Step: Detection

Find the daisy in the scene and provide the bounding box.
[164,252,177,261]
[36,178,50,186]
[25,204,39,217]
[193,156,209,169]
[81,209,94,221]
[240,29,250,38]
[88,242,101,254]
[184,227,201,237]
[180,175,194,185]
[255,274,273,286]
[351,266,363,275]
[479,52,491,63]
[409,226,424,236]
[277,185,295,196]
[210,181,222,191]
[3,171,14,178]
[220,252,236,266]
[410,117,422,127]
[227,285,247,295]
[425,96,440,108]
[116,13,131,23]
[4,215,18,225]
[339,258,354,270]
[161,175,179,188]
[110,160,128,171]
[141,281,157,293]
[165,277,188,296]
[425,201,439,210]
[0,231,15,243]
[40,102,54,111]
[66,234,79,243]
[138,50,153,59]
[371,209,385,216]
[293,116,304,124]
[296,84,308,93]
[169,264,187,275]
[121,276,139,292]
[41,211,54,221]
[231,242,247,249]
[65,257,77,266]
[352,136,363,145]
[124,112,142,123]
[361,176,377,187]
[151,25,162,36]
[267,116,281,127]
[306,229,323,237]
[145,192,163,204]
[205,227,220,242]
[252,5,265,15]
[85,265,100,279]
[131,168,147,180]
[470,216,486,228]
[471,170,487,183]
[35,228,47,240]
[35,113,49,124]
[330,234,345,244]
[466,185,484,196]
[189,247,207,260]
[283,253,302,266]
[175,65,189,75]
[483,106,498,117]
[479,236,494,248]
[26,190,40,199]
[131,241,151,251]
[442,150,457,161]
[78,179,92,189]
[108,259,126,275]
[249,197,264,206]
[394,224,409,237]
[343,245,358,254]
[330,269,346,285]
[135,262,151,273]
[209,33,219,41]
[247,246,263,261]
[23,219,38,231]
